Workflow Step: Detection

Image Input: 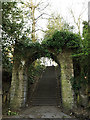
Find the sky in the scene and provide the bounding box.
[42,0,89,35]
[50,0,89,25]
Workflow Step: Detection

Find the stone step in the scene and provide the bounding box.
[32,96,57,98]
[30,66,58,106]
[31,101,57,105]
[32,97,57,99]
[31,99,57,101]
[32,103,58,106]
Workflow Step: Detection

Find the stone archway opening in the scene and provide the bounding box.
[26,56,61,107]
[39,57,58,66]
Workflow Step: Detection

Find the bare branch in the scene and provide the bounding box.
[79,7,87,18]
[35,12,50,21]
[38,17,49,20]
[35,28,46,33]
[35,13,45,20]
[70,9,77,25]
[39,3,49,11]
[36,0,44,7]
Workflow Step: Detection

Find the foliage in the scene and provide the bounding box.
[7,108,18,116]
[2,48,13,73]
[72,21,89,57]
[2,2,30,73]
[82,21,88,37]
[42,30,81,54]
[2,2,24,39]
[44,13,74,39]
[81,21,89,55]
[70,75,88,95]
[2,2,21,72]
[70,56,88,104]
[16,29,81,64]
[27,60,45,84]
[70,21,89,104]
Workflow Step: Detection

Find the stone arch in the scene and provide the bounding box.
[10,41,74,110]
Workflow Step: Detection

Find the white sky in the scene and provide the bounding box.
[46,0,89,34]
[50,0,89,23]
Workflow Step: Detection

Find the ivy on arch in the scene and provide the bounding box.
[42,30,81,54]
[14,30,81,66]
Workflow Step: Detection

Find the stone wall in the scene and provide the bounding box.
[57,49,74,110]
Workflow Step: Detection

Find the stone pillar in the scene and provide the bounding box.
[57,49,74,109]
[10,60,28,109]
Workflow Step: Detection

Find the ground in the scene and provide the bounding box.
[3,106,77,119]
[17,106,72,118]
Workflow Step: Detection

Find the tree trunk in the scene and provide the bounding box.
[31,3,36,42]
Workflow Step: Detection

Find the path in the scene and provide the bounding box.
[30,66,58,106]
[18,106,72,118]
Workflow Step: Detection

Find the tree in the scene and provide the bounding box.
[70,9,82,35]
[2,2,28,72]
[21,0,50,42]
[82,21,88,55]
[69,0,88,35]
[44,13,74,40]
